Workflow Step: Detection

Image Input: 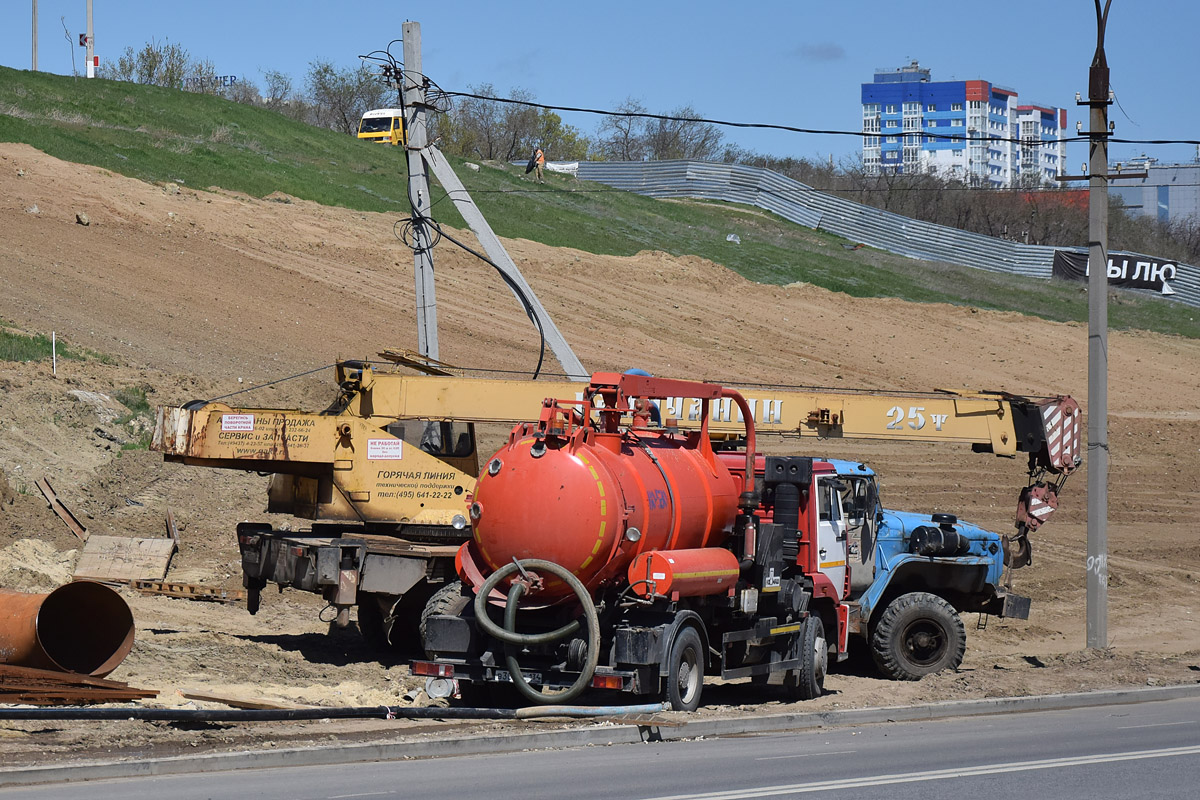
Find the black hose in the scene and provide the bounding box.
[472,559,600,704]
[0,705,515,722]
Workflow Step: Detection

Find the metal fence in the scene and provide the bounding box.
[573,160,1199,310]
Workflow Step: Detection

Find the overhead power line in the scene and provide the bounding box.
[442,89,1200,149]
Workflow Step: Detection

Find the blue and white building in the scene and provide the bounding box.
[861,61,1065,187]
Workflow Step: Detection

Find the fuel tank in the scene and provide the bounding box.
[461,426,740,603]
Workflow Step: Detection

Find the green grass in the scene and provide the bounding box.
[112,385,154,452]
[0,321,94,362]
[2,66,1196,339]
[113,385,152,418]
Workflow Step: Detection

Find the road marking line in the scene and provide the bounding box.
[1116,720,1196,730]
[329,793,392,799]
[755,749,856,761]
[641,744,1200,800]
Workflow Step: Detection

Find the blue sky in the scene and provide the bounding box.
[4,1,1197,166]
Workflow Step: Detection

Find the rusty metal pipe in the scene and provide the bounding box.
[0,581,135,676]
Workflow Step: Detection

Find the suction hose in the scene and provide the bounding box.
[473,559,600,705]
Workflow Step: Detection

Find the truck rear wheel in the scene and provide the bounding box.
[419,581,468,656]
[665,626,704,712]
[870,592,965,680]
[783,614,827,700]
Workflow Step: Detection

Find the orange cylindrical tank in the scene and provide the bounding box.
[463,427,739,603]
[627,548,741,599]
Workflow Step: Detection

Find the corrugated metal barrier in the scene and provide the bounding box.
[573,160,1199,310]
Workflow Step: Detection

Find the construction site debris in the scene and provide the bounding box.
[131,580,244,604]
[73,535,176,583]
[0,664,156,706]
[33,478,86,541]
[177,689,299,710]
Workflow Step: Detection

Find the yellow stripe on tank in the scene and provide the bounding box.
[576,453,610,573]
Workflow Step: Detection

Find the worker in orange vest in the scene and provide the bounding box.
[533,146,545,183]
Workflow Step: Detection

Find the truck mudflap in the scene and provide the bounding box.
[999,592,1032,620]
[412,659,657,696]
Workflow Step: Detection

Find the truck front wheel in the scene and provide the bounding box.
[784,614,827,700]
[870,592,965,680]
[665,626,705,712]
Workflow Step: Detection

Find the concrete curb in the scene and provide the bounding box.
[3,683,1198,787]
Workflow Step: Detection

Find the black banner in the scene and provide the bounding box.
[1053,250,1179,295]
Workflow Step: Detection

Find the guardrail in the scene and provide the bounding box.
[572,160,1198,309]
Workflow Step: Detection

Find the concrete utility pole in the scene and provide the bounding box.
[1056,1,1143,649]
[402,22,438,360]
[1084,0,1111,650]
[32,1,38,71]
[85,0,94,78]
[395,22,587,379]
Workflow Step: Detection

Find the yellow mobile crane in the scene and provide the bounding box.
[153,355,1080,655]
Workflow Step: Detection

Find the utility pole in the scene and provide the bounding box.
[1055,1,1145,649]
[85,0,94,78]
[402,21,438,360]
[32,0,38,71]
[392,23,587,379]
[1084,0,1111,650]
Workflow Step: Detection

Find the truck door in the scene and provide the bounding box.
[816,477,849,599]
[844,476,878,593]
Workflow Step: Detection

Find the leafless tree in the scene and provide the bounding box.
[597,97,649,161]
[644,105,722,161]
[304,59,388,135]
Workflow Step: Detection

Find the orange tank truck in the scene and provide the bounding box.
[417,372,843,710]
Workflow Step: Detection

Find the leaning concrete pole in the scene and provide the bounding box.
[1085,0,1111,649]
[32,0,38,71]
[402,22,438,360]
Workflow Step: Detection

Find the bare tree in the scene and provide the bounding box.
[100,38,195,90]
[597,97,649,161]
[221,76,261,106]
[644,105,723,161]
[304,59,388,135]
[262,70,294,111]
[432,84,591,162]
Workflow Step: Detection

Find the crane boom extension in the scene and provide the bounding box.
[154,361,1079,536]
[156,363,1078,462]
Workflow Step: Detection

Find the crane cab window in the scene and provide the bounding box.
[385,420,475,458]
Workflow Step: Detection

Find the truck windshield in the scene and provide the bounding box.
[359,117,394,134]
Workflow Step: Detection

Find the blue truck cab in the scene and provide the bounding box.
[825,459,1029,680]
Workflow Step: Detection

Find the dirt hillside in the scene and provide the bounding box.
[0,142,1197,763]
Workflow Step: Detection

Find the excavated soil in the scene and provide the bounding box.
[0,142,1198,765]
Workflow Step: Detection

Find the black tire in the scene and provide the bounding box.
[665,626,704,712]
[419,581,469,657]
[870,592,965,680]
[784,614,827,700]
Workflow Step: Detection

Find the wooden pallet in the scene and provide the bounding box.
[130,580,245,604]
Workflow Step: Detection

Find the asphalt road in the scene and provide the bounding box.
[4,695,1200,799]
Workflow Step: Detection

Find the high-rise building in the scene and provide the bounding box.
[861,61,1065,187]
